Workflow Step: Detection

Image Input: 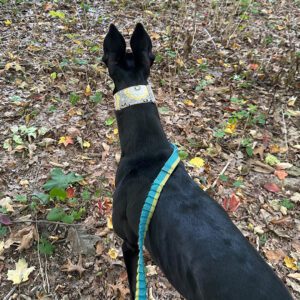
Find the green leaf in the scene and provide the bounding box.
[73,58,88,65]
[178,150,188,160]
[105,117,116,126]
[15,194,27,203]
[265,153,280,166]
[71,207,86,220]
[46,207,65,221]
[49,188,67,201]
[3,139,11,149]
[219,174,228,182]
[90,91,103,104]
[280,199,295,210]
[49,10,65,19]
[38,237,55,255]
[214,129,225,138]
[0,225,8,237]
[61,214,74,224]
[81,189,91,201]
[69,92,80,106]
[43,168,83,191]
[158,106,169,115]
[38,127,49,136]
[13,134,23,144]
[32,193,49,205]
[50,72,57,80]
[9,95,23,102]
[233,180,244,188]
[10,125,19,133]
[246,146,253,157]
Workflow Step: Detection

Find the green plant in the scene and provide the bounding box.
[38,237,55,255]
[69,92,80,106]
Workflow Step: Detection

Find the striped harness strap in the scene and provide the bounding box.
[135,144,180,300]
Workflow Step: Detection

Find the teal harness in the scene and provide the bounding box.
[135,144,180,300]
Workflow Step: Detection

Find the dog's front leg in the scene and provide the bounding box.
[122,241,139,300]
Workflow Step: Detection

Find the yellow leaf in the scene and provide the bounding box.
[58,136,73,147]
[107,215,113,230]
[196,58,203,64]
[276,25,285,31]
[73,39,82,45]
[176,58,184,67]
[85,84,92,97]
[223,63,230,68]
[5,62,13,70]
[0,197,14,212]
[189,157,205,168]
[83,141,90,148]
[4,19,12,26]
[224,120,238,134]
[7,258,35,284]
[113,128,119,135]
[108,248,118,259]
[14,63,23,72]
[284,256,298,271]
[205,75,213,81]
[183,99,194,107]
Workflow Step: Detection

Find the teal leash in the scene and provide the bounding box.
[135,144,180,300]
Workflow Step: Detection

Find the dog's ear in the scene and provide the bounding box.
[102,24,126,66]
[130,23,155,71]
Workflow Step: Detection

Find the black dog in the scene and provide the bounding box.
[103,23,293,300]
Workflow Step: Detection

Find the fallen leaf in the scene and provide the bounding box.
[85,84,92,96]
[286,278,300,293]
[61,255,85,276]
[222,193,240,212]
[183,99,194,106]
[276,162,293,169]
[291,193,300,203]
[0,241,4,255]
[0,197,14,212]
[264,249,286,264]
[176,58,184,67]
[58,136,74,147]
[284,256,298,271]
[7,258,35,284]
[95,241,104,256]
[108,248,118,259]
[107,215,113,230]
[263,183,281,193]
[150,32,160,40]
[248,63,259,71]
[0,214,12,225]
[4,19,12,26]
[196,58,203,64]
[288,273,300,281]
[224,120,237,134]
[66,187,76,199]
[83,141,90,148]
[189,157,205,168]
[274,170,288,180]
[113,128,118,135]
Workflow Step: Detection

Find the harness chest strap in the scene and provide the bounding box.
[135,144,180,300]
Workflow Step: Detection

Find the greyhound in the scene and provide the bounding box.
[102,23,293,300]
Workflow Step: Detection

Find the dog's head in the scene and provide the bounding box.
[102,23,155,94]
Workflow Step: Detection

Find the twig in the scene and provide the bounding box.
[210,158,234,189]
[3,286,17,300]
[203,28,217,50]
[12,219,83,226]
[35,220,47,292]
[281,108,289,157]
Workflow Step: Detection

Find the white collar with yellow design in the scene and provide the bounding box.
[114,85,155,110]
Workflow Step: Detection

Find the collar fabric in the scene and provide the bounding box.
[114,85,155,110]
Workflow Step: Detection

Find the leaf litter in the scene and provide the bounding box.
[0,0,299,299]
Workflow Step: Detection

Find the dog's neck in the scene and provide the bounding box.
[114,86,170,157]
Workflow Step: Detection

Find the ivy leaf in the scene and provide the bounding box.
[105,117,116,126]
[90,91,103,104]
[178,150,188,160]
[61,214,74,224]
[43,168,83,191]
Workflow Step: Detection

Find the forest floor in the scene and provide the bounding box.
[0,0,299,299]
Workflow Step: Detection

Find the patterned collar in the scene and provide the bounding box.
[114,85,155,110]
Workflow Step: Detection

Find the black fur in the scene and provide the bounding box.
[102,23,293,300]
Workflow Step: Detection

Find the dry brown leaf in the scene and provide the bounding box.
[61,255,85,276]
[288,273,300,281]
[264,249,286,264]
[95,241,104,256]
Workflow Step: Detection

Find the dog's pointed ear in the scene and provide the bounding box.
[102,24,126,66]
[130,23,155,70]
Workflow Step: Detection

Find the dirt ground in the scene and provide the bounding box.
[0,0,299,299]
